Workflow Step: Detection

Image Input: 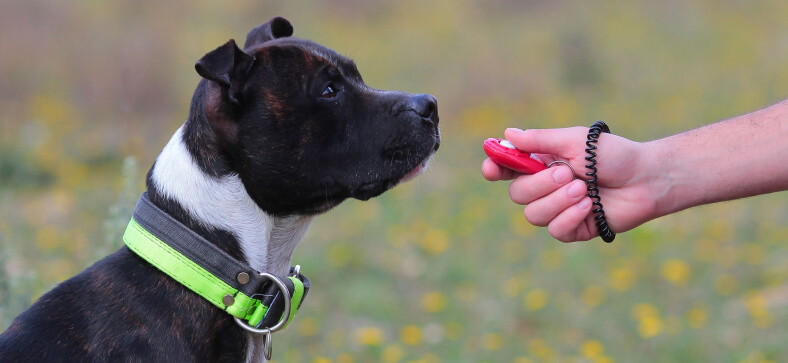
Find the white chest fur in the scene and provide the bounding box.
[150,125,313,275]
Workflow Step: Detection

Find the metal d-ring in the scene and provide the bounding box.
[547,160,577,180]
[233,272,292,336]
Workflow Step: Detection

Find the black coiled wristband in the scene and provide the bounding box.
[585,121,616,243]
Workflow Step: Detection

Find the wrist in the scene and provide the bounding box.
[640,137,697,219]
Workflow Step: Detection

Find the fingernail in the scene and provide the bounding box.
[552,167,572,184]
[567,181,586,199]
[577,198,591,209]
[506,127,525,134]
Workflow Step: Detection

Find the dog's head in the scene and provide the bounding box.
[188,16,440,216]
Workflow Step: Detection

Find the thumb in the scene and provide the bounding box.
[504,127,584,158]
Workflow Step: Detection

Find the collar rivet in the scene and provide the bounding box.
[222,294,235,306]
[237,272,250,284]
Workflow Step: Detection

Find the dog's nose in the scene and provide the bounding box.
[407,94,439,124]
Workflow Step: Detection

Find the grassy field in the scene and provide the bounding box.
[2,1,788,362]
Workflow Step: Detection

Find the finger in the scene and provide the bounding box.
[504,127,586,158]
[508,165,574,205]
[523,179,589,226]
[547,197,596,242]
[481,158,520,181]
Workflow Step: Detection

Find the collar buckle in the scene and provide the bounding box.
[232,272,293,360]
[232,272,293,335]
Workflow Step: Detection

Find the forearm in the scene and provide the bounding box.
[645,99,788,217]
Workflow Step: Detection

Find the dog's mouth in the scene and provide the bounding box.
[351,147,437,201]
[395,131,440,183]
[401,158,430,183]
[295,136,439,215]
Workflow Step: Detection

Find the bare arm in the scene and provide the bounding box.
[483,99,788,242]
[647,99,788,218]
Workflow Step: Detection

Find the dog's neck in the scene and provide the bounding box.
[146,125,313,276]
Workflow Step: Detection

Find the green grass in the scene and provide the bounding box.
[3,1,788,362]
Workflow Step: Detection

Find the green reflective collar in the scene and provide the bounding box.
[122,192,309,330]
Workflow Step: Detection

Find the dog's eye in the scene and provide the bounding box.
[321,85,337,98]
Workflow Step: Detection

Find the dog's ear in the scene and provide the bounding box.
[244,16,293,49]
[195,39,254,105]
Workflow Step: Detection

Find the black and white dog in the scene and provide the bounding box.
[0,17,439,362]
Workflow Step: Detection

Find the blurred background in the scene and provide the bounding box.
[2,1,788,362]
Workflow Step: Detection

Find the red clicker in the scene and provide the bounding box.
[483,138,547,174]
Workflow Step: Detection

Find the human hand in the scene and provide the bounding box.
[482,127,659,242]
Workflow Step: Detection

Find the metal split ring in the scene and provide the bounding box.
[546,160,576,180]
[262,331,273,360]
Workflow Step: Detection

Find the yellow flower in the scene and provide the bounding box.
[661,259,690,285]
[523,289,549,311]
[687,307,708,329]
[35,226,61,252]
[638,315,663,338]
[527,339,556,359]
[381,344,404,363]
[746,295,774,329]
[593,357,615,363]
[739,351,773,363]
[632,303,662,338]
[581,339,605,358]
[502,275,525,298]
[355,326,384,346]
[483,333,503,351]
[312,357,332,363]
[513,358,535,363]
[746,294,766,313]
[705,220,734,241]
[401,325,422,345]
[631,303,659,320]
[608,267,635,291]
[420,292,447,313]
[421,228,449,255]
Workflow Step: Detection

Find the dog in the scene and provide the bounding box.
[0,16,439,362]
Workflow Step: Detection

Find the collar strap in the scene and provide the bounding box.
[122,192,309,331]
